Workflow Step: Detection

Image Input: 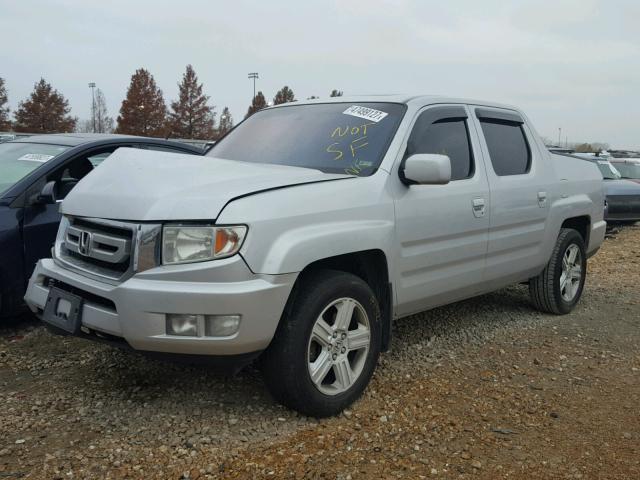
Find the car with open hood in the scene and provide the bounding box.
[0,134,201,317]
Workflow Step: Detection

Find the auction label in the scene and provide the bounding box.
[343,105,388,123]
[18,153,55,162]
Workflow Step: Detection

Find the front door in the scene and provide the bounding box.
[394,105,491,316]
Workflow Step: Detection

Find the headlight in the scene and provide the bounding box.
[162,225,247,265]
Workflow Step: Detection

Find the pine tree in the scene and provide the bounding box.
[168,65,215,139]
[245,91,267,118]
[218,107,233,137]
[273,86,295,105]
[330,89,343,97]
[116,68,167,136]
[13,78,76,133]
[0,78,10,130]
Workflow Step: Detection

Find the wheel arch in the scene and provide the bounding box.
[280,249,393,352]
[561,215,590,246]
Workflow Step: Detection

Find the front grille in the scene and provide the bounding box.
[58,217,137,282]
[607,195,640,214]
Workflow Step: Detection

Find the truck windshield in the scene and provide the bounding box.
[207,102,406,176]
[611,162,640,179]
[0,142,69,196]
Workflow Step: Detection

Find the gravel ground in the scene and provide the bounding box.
[1,224,638,479]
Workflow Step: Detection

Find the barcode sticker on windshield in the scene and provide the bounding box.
[18,153,55,163]
[343,105,388,123]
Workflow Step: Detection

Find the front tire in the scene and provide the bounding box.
[529,228,587,314]
[261,270,381,418]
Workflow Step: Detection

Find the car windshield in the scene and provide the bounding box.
[0,142,70,196]
[596,160,622,180]
[611,162,640,179]
[207,102,406,176]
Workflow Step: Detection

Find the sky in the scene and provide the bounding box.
[1,0,639,148]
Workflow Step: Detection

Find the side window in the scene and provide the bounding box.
[407,115,474,180]
[87,152,113,167]
[480,119,531,176]
[48,147,116,199]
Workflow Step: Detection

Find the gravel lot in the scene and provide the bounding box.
[1,224,639,479]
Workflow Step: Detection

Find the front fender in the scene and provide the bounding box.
[242,219,394,274]
[216,174,395,275]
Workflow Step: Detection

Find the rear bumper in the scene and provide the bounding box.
[25,257,296,356]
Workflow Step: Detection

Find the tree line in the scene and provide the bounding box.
[0,69,343,140]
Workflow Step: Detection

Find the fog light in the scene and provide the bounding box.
[205,314,241,337]
[166,314,200,336]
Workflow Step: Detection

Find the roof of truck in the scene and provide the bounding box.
[273,94,520,111]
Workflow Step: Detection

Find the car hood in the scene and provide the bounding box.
[61,148,351,221]
[603,179,640,195]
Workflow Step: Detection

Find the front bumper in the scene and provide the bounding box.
[605,195,640,221]
[25,256,296,356]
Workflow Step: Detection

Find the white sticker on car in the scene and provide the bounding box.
[343,105,388,123]
[18,153,55,163]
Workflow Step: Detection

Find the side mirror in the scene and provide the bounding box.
[37,180,58,205]
[403,154,451,185]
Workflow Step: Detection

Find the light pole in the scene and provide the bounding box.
[558,127,562,146]
[248,72,259,100]
[88,82,96,132]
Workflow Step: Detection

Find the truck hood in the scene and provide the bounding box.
[603,179,640,195]
[61,148,351,221]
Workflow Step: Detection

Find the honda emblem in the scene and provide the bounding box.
[78,230,92,256]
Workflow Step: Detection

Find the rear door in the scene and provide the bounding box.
[394,105,491,316]
[471,107,553,288]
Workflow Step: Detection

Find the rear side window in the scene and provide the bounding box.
[480,120,531,176]
[407,117,474,180]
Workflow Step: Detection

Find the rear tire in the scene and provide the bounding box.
[261,269,381,418]
[529,228,587,314]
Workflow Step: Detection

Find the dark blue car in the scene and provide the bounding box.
[0,133,202,318]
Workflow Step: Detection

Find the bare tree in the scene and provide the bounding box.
[218,106,233,137]
[329,89,343,97]
[78,89,113,133]
[94,89,114,133]
[0,77,10,130]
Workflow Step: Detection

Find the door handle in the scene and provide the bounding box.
[537,191,547,207]
[472,198,486,218]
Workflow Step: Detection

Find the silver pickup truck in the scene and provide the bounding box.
[25,96,606,417]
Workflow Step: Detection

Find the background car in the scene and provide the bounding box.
[0,133,202,318]
[610,158,640,184]
[559,152,640,224]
